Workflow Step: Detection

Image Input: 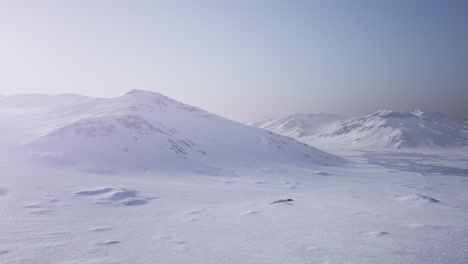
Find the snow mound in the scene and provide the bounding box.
[76,187,155,207]
[394,194,440,204]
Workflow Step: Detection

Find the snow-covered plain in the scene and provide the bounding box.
[1,92,468,263]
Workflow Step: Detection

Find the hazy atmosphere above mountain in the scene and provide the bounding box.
[1,0,467,120]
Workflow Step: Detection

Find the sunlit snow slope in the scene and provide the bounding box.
[0,90,340,171]
[249,110,468,149]
[246,113,348,138]
[317,110,468,148]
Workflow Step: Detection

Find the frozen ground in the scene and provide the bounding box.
[1,148,468,264]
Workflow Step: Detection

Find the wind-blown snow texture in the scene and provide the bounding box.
[249,110,468,149]
[1,91,468,264]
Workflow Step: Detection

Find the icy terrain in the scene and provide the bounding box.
[1,92,468,263]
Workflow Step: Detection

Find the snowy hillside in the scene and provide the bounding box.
[246,113,348,138]
[0,90,340,171]
[317,110,468,149]
[249,110,468,149]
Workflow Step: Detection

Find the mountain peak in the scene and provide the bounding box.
[125,89,166,96]
[372,109,414,119]
[371,109,448,120]
[115,89,202,113]
[122,89,172,102]
[410,109,425,116]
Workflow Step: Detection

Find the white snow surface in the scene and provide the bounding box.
[1,92,468,263]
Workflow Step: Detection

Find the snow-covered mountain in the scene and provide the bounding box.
[0,90,340,171]
[317,109,468,148]
[246,113,348,138]
[249,110,468,149]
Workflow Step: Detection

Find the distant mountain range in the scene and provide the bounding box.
[0,90,340,172]
[246,113,348,138]
[248,110,468,149]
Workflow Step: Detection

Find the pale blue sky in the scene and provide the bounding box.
[0,0,467,120]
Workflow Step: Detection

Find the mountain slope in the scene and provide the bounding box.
[246,113,348,138]
[317,109,468,148]
[249,110,468,149]
[0,90,341,171]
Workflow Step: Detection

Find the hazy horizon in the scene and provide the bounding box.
[1,0,467,121]
[2,89,467,121]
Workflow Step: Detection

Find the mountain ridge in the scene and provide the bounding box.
[246,112,348,138]
[248,110,468,149]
